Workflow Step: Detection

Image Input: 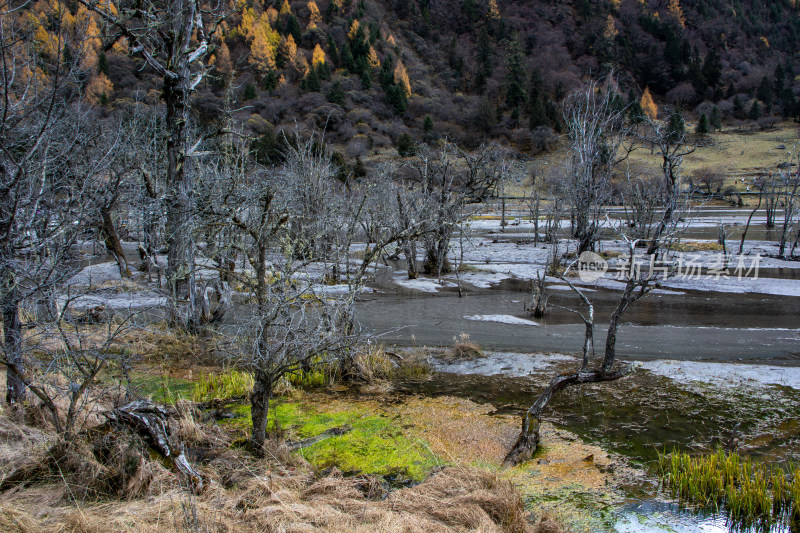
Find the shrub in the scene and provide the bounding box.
[397,132,415,156]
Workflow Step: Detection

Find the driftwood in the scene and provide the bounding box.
[105,400,205,492]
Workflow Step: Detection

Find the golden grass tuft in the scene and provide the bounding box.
[448,332,484,361]
[349,343,395,382]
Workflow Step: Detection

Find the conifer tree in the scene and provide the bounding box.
[504,40,527,109]
[710,106,722,131]
[695,113,709,135]
[640,87,658,120]
[393,59,411,97]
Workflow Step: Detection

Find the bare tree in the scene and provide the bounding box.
[776,168,800,258]
[0,2,103,404]
[561,79,630,255]
[401,143,506,276]
[79,0,228,327]
[504,231,679,465]
[505,102,689,467]
[637,114,695,255]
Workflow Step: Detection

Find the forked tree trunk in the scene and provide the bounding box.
[504,279,638,466]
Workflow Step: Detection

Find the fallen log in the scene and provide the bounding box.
[105,400,205,492]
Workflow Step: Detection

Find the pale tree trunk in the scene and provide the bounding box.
[164,73,196,327]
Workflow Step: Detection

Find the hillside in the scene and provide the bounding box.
[13,0,800,156]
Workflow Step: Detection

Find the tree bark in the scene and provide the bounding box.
[2,287,25,406]
[250,370,271,452]
[106,400,205,492]
[163,75,196,327]
[100,205,131,278]
[503,366,630,466]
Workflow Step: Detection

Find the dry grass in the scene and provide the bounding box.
[448,332,484,361]
[670,240,724,252]
[0,387,565,533]
[348,343,395,382]
[626,122,799,187]
[1,457,537,532]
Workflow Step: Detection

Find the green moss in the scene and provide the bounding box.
[222,400,441,482]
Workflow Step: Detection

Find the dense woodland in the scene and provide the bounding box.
[9,0,800,156]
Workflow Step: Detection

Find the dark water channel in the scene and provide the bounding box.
[356,281,800,363]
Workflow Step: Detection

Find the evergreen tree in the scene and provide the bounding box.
[710,106,722,131]
[397,133,415,156]
[757,76,773,111]
[702,48,722,88]
[326,80,345,104]
[462,0,478,23]
[774,63,786,96]
[695,113,709,135]
[98,51,109,75]
[286,14,302,42]
[243,83,257,100]
[326,33,340,65]
[478,27,493,80]
[504,39,528,109]
[301,67,321,91]
[780,87,796,119]
[380,55,395,90]
[340,42,354,71]
[628,101,644,124]
[733,94,745,119]
[263,68,279,91]
[423,115,433,132]
[726,82,736,99]
[748,100,761,121]
[361,68,372,89]
[387,84,407,114]
[666,108,685,142]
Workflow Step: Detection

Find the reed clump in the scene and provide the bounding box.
[659,448,800,529]
[191,370,254,403]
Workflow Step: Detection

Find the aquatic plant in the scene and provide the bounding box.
[191,370,255,402]
[659,448,800,529]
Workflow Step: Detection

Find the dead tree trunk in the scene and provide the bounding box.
[100,205,131,278]
[2,282,25,406]
[504,270,644,466]
[106,400,205,492]
[738,189,763,254]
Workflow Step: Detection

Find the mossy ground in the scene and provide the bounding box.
[125,364,649,529]
[222,396,442,483]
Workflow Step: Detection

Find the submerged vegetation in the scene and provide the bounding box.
[659,448,800,530]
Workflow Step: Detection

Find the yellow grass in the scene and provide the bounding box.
[626,122,799,188]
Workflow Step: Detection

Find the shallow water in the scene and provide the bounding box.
[356,285,800,363]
